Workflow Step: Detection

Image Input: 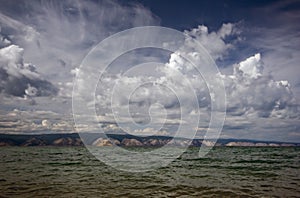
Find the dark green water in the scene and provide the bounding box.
[0,147,299,197]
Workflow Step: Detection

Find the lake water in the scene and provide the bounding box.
[0,147,299,197]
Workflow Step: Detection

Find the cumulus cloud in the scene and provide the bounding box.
[221,53,298,119]
[0,44,58,98]
[0,0,298,142]
[2,3,157,132]
[241,0,300,100]
[41,119,51,128]
[184,23,240,60]
[0,0,159,109]
[132,127,170,136]
[81,23,299,141]
[0,0,159,98]
[236,53,262,78]
[76,24,231,136]
[0,109,74,133]
[180,23,298,121]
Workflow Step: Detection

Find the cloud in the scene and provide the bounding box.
[0,0,159,97]
[0,44,58,98]
[0,0,159,103]
[41,119,51,128]
[71,24,224,136]
[0,27,10,48]
[184,23,240,61]
[82,23,299,141]
[25,84,38,97]
[0,109,74,133]
[236,53,262,78]
[238,0,300,99]
[222,53,298,119]
[0,0,159,101]
[132,127,170,136]
[0,0,299,142]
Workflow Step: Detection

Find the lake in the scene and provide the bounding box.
[0,147,299,197]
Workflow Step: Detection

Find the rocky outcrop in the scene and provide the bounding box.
[111,139,121,145]
[225,142,293,147]
[144,139,170,146]
[92,138,121,146]
[169,139,191,146]
[255,143,268,146]
[121,138,143,146]
[226,142,255,147]
[0,133,298,147]
[52,137,83,146]
[22,138,46,146]
[93,138,112,146]
[281,143,295,147]
[269,143,280,147]
[201,140,216,147]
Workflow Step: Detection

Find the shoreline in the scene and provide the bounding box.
[1,133,299,147]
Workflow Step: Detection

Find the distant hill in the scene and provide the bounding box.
[0,133,299,147]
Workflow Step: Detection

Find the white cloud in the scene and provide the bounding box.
[0,0,299,143]
[0,44,58,97]
[70,23,299,141]
[241,1,300,100]
[184,23,240,60]
[132,127,169,136]
[236,53,262,78]
[221,53,298,119]
[0,109,74,133]
[0,0,159,101]
[41,119,51,128]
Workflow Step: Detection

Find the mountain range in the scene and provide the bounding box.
[0,133,299,147]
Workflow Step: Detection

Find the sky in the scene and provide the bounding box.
[0,0,299,142]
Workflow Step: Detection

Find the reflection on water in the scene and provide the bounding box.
[0,147,299,197]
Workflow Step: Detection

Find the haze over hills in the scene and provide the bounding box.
[0,133,299,147]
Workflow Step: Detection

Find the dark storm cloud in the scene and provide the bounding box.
[0,69,58,97]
